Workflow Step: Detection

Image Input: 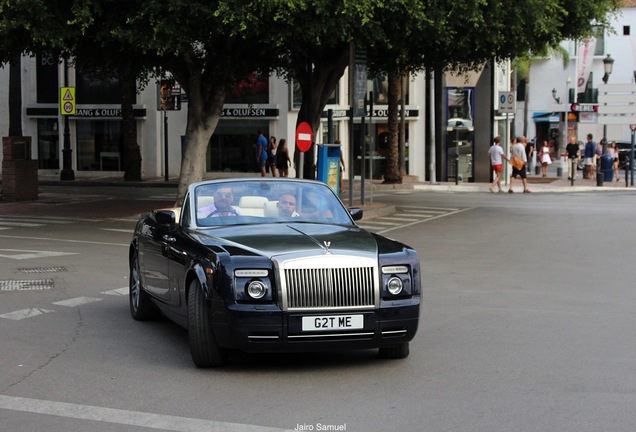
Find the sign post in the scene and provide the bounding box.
[598,83,636,186]
[499,92,516,185]
[295,122,313,179]
[59,79,75,180]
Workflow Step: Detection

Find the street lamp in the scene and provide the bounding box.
[602,54,614,84]
[602,54,614,153]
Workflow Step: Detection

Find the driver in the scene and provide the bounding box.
[198,187,242,217]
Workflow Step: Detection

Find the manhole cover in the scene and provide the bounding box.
[0,279,54,291]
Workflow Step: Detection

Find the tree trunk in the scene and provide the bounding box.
[174,81,225,206]
[383,70,401,183]
[8,55,23,137]
[296,44,350,179]
[121,69,142,181]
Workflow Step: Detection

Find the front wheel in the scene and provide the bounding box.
[188,279,227,367]
[129,253,160,321]
[378,342,410,359]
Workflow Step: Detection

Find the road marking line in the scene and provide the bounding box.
[0,249,78,260]
[100,228,133,233]
[0,395,293,432]
[0,234,128,247]
[0,308,55,320]
[377,207,475,234]
[52,297,102,307]
[102,287,129,296]
[0,221,43,227]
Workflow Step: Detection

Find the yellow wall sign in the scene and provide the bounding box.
[60,87,76,116]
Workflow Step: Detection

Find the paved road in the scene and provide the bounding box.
[1,184,636,432]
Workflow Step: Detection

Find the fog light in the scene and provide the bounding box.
[387,277,403,295]
[247,281,267,299]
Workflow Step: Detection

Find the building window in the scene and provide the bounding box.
[367,74,409,105]
[226,72,269,104]
[36,52,59,104]
[593,26,605,56]
[76,70,126,104]
[289,79,338,110]
[624,26,630,36]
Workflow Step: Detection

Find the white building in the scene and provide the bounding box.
[516,4,636,148]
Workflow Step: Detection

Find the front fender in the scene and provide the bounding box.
[192,263,213,298]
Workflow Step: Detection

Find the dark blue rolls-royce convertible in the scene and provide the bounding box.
[129,178,421,367]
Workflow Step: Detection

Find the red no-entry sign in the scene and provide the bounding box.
[296,122,313,153]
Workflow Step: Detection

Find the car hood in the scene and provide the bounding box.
[190,223,378,258]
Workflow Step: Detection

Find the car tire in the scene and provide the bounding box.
[187,279,227,367]
[129,253,160,321]
[378,342,410,359]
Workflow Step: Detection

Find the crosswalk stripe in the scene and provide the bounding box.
[102,287,129,296]
[52,297,102,307]
[0,308,56,320]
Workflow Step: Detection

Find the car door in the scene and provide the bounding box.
[139,215,172,303]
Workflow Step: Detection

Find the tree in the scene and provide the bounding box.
[364,0,619,183]
[119,1,276,201]
[516,45,569,138]
[252,0,380,179]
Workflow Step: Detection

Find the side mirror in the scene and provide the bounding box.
[153,210,176,228]
[349,207,363,221]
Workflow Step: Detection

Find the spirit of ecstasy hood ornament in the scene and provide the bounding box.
[322,241,332,254]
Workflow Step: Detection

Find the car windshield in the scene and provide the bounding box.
[193,180,353,227]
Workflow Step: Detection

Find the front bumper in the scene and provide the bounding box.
[211,297,420,353]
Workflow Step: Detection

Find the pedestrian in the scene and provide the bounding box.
[583,133,596,179]
[525,137,535,175]
[508,136,532,193]
[538,139,552,177]
[608,141,620,181]
[488,136,508,193]
[596,138,605,175]
[255,129,268,177]
[275,138,291,177]
[267,136,278,177]
[565,136,580,180]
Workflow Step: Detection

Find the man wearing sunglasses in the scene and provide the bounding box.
[198,187,242,218]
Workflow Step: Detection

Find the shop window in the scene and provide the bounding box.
[37,119,59,169]
[207,121,269,172]
[76,121,122,171]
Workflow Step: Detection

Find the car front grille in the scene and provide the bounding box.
[276,255,379,311]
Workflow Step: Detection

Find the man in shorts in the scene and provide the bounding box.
[583,133,596,179]
[488,136,509,193]
[509,136,532,193]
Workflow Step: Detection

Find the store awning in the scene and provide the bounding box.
[532,111,560,123]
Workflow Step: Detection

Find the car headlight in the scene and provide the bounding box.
[380,265,412,298]
[386,277,404,295]
[246,281,267,299]
[234,269,272,302]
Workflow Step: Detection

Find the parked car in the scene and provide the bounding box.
[129,178,421,367]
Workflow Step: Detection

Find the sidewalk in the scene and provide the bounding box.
[0,171,634,220]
